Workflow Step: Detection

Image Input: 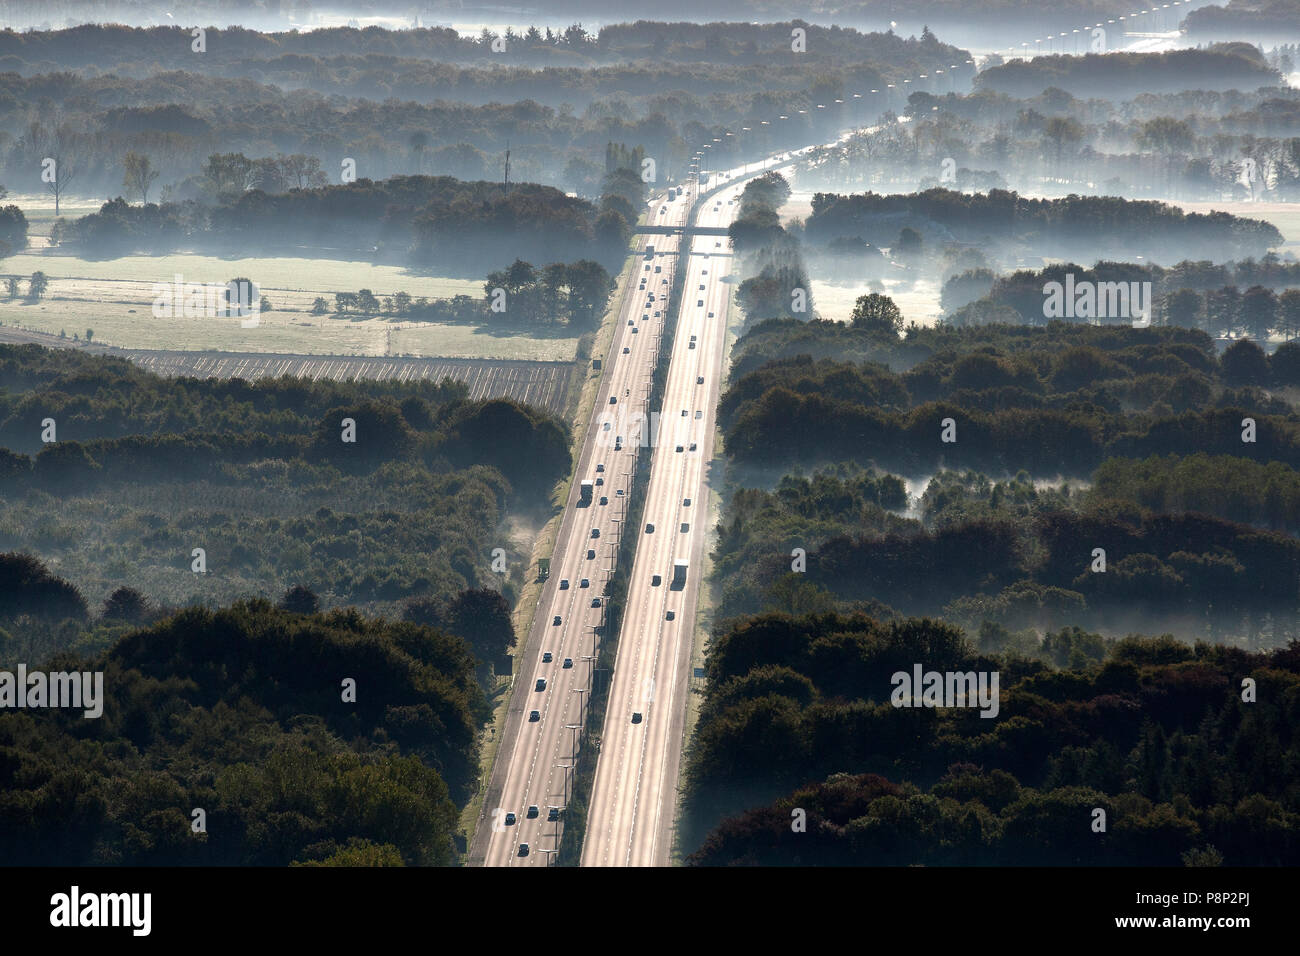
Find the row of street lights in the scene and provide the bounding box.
[1004,2,1193,60]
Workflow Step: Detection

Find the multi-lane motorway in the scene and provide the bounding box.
[472,186,693,867]
[473,150,803,867]
[580,178,749,867]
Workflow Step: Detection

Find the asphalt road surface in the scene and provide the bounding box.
[473,148,811,867]
[472,187,692,867]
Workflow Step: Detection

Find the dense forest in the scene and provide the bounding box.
[48,174,630,274]
[729,172,817,333]
[0,23,971,199]
[685,613,1300,865]
[975,45,1282,99]
[801,188,1283,267]
[0,345,570,664]
[0,594,483,865]
[688,314,1300,863]
[795,81,1300,203]
[947,259,1300,335]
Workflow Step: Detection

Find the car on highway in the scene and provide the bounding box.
[623,346,630,354]
[651,574,662,586]
[543,651,553,662]
[645,523,655,533]
[699,284,705,290]
[527,805,539,818]
[627,319,634,326]
[548,807,560,820]
[616,488,624,496]
[591,527,600,538]
[681,409,688,416]
[599,495,608,505]
[552,615,561,625]
[595,477,604,486]
[563,658,573,669]
[591,597,602,608]
[697,299,704,306]
[529,710,540,722]
[689,442,698,451]
[587,549,596,559]
[596,463,605,472]
[559,579,569,590]
[603,421,611,431]
[505,812,517,825]
[632,325,639,332]
[609,396,617,404]
[666,610,676,621]
[697,375,704,384]
[631,712,643,723]
[654,310,661,316]
[675,444,684,452]
[702,269,708,274]
[708,311,714,318]
[689,341,695,349]
[695,410,703,419]
[715,241,721,247]
[535,678,547,691]
[642,314,648,320]
[518,843,530,857]
[580,578,590,588]
[681,522,690,532]
[683,497,692,506]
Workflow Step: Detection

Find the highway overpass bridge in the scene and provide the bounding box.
[634,224,731,236]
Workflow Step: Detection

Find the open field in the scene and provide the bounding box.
[0,250,485,297]
[0,252,581,361]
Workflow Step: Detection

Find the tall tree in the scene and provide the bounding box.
[850,292,905,335]
[122,151,159,204]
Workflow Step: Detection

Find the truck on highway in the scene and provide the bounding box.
[579,480,594,505]
[673,559,688,588]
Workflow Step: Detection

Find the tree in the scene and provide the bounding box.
[1164,288,1202,329]
[202,153,258,198]
[102,586,150,624]
[28,122,82,216]
[28,271,48,300]
[1220,338,1270,386]
[85,328,93,342]
[276,153,328,189]
[122,151,159,204]
[311,297,329,315]
[893,227,923,265]
[445,588,516,658]
[564,260,613,328]
[1240,285,1277,341]
[1277,289,1300,341]
[850,293,905,335]
[278,585,320,614]
[1270,341,1300,386]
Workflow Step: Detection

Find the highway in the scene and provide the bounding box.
[581,153,808,867]
[472,147,810,868]
[471,184,692,867]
